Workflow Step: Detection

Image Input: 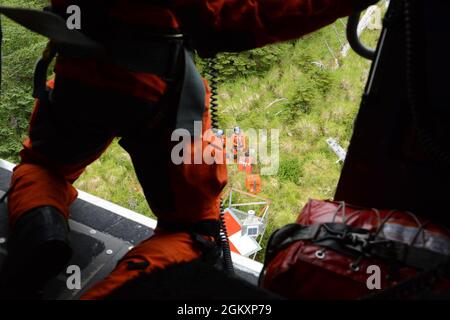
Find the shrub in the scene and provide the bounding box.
[196,43,290,82]
[277,156,303,185]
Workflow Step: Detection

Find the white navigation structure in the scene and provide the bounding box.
[222,189,270,260]
[326,138,347,163]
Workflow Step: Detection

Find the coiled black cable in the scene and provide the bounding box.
[207,58,220,130]
[206,57,234,274]
[219,199,234,275]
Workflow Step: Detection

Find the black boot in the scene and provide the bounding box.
[0,206,72,299]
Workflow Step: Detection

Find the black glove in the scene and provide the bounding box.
[351,0,380,12]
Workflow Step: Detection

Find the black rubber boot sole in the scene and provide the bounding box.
[0,206,72,299]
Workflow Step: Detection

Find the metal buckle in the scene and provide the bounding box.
[346,232,370,247]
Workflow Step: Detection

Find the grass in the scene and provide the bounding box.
[0,0,48,158]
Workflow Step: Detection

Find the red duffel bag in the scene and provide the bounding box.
[259,199,450,299]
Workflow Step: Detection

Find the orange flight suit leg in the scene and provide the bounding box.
[82,79,228,299]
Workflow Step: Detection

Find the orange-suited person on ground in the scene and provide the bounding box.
[245,174,262,194]
[0,0,379,299]
[238,151,254,174]
[212,129,228,163]
[231,126,246,161]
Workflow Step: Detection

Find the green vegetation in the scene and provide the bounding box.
[1,0,48,157]
[1,1,381,261]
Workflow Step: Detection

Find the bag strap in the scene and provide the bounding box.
[264,223,450,272]
[370,240,450,272]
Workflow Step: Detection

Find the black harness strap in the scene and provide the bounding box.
[33,41,56,99]
[175,47,206,135]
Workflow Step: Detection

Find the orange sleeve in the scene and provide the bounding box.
[172,0,356,56]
